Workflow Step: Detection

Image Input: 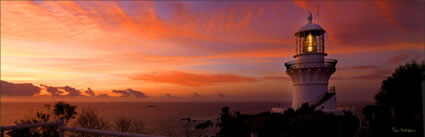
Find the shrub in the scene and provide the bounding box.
[7,102,77,137]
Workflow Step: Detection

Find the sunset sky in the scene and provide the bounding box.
[1,1,424,102]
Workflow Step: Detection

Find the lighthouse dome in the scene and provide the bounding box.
[295,12,325,34]
[297,23,325,33]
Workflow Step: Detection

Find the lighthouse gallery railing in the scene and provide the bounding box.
[285,58,337,70]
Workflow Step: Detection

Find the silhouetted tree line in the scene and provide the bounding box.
[216,104,359,137]
[362,61,424,137]
[6,102,146,137]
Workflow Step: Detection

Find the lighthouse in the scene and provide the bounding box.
[285,13,338,110]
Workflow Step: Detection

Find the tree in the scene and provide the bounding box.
[375,61,424,114]
[216,107,251,137]
[52,102,77,125]
[364,61,424,137]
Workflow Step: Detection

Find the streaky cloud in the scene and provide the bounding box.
[131,71,258,87]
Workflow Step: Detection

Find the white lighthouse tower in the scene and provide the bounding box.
[285,13,338,110]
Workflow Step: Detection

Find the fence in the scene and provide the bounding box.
[0,119,166,137]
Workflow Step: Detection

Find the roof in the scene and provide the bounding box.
[296,12,326,33]
[297,23,325,32]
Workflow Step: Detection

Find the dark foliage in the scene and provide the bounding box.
[375,61,423,114]
[363,105,393,137]
[216,104,359,137]
[71,108,110,137]
[195,120,213,129]
[6,112,59,137]
[114,117,131,132]
[6,102,77,137]
[53,102,77,125]
[216,107,251,137]
[364,61,424,137]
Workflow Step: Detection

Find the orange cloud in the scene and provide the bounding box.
[294,0,309,10]
[1,1,292,56]
[293,0,317,12]
[375,1,405,32]
[262,76,289,81]
[131,71,258,87]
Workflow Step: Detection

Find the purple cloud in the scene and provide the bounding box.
[112,89,131,97]
[85,88,95,96]
[127,88,148,98]
[40,85,81,96]
[112,88,148,98]
[62,86,81,96]
[97,93,110,97]
[1,80,41,96]
[41,84,63,96]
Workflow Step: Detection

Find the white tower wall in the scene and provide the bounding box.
[292,83,328,108]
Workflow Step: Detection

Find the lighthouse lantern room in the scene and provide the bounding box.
[295,14,325,55]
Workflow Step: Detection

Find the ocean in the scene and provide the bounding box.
[0,101,370,136]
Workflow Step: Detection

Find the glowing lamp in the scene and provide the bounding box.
[304,33,317,52]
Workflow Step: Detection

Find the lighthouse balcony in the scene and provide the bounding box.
[285,58,337,70]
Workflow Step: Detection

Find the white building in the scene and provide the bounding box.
[285,13,338,111]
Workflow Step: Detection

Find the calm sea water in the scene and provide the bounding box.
[0,101,370,136]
